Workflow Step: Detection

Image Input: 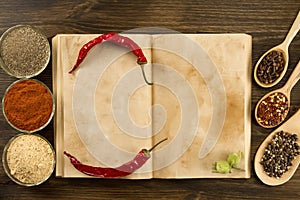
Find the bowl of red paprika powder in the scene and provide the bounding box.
[2,79,55,133]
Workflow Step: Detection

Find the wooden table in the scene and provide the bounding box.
[0,1,299,199]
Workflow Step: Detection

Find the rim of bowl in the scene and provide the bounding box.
[2,133,56,187]
[0,24,51,78]
[2,79,55,133]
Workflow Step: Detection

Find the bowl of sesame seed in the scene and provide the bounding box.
[0,25,50,78]
[2,133,55,186]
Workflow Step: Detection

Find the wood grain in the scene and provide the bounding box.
[0,0,300,199]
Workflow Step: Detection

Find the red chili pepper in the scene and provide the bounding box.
[64,138,167,178]
[69,32,152,85]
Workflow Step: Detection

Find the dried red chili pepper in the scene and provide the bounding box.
[69,32,152,85]
[64,138,167,178]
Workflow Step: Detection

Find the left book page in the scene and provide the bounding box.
[52,34,153,179]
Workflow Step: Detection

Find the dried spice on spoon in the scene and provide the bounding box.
[64,138,167,178]
[69,32,152,85]
[256,92,289,127]
[256,50,285,85]
[260,131,299,178]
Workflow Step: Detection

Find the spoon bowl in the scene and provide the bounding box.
[254,108,300,186]
[254,90,289,129]
[254,46,288,88]
[254,11,300,88]
[255,60,300,128]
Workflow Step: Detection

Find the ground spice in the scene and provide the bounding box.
[3,79,53,131]
[0,25,50,77]
[256,50,285,85]
[6,134,54,184]
[260,131,299,178]
[256,92,289,127]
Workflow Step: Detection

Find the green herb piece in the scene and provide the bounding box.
[213,161,232,173]
[227,151,242,168]
[212,151,243,174]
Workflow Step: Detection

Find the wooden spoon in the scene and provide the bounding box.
[255,60,300,128]
[254,108,300,186]
[254,11,300,88]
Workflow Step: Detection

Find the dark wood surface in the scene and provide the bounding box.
[0,1,300,199]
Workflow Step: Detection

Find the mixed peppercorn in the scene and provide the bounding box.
[260,131,299,178]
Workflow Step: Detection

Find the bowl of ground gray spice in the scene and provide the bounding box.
[0,25,50,78]
[2,133,55,186]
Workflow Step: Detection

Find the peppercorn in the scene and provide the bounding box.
[260,131,299,178]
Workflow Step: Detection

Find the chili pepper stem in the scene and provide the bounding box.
[148,138,168,152]
[140,65,153,85]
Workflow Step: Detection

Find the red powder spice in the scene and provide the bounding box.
[3,79,53,131]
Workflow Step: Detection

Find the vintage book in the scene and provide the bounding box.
[52,33,252,179]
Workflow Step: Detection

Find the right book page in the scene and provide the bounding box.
[151,34,252,178]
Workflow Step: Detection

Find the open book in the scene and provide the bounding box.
[52,33,251,179]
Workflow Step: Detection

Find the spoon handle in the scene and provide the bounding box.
[284,60,300,93]
[282,11,300,49]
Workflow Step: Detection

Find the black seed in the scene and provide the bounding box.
[260,131,299,178]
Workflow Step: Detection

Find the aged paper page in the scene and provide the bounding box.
[53,34,153,178]
[151,34,251,178]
